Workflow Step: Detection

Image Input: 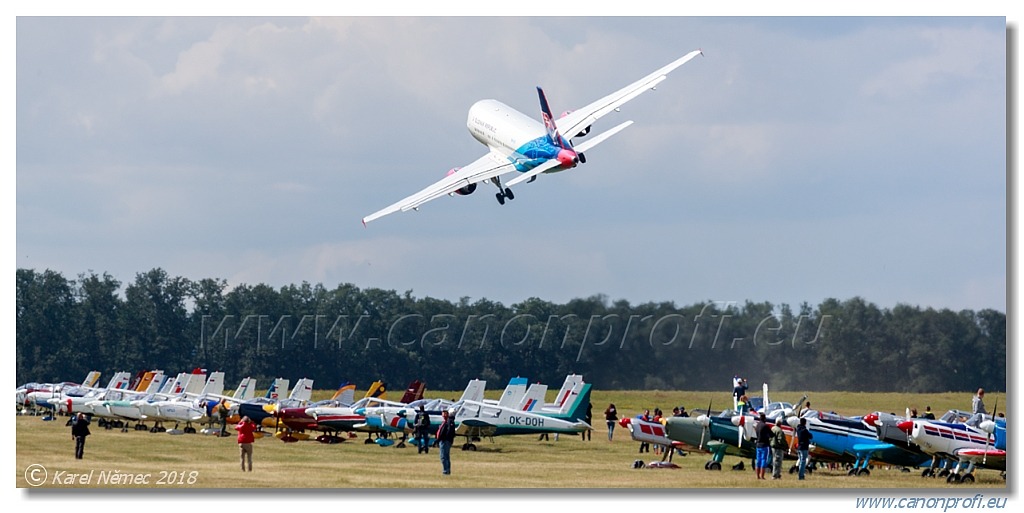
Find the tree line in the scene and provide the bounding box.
[16,268,1006,394]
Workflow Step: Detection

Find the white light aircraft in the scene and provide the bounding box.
[361,50,703,224]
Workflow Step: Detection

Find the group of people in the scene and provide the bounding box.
[751,412,813,481]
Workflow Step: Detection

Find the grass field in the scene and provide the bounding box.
[14,389,1008,490]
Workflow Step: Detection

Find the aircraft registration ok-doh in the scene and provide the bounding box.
[361,50,703,225]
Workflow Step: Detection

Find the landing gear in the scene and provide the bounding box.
[704,461,721,471]
[491,177,514,205]
[461,442,477,451]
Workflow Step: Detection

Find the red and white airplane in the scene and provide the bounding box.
[362,50,703,224]
[897,409,1006,483]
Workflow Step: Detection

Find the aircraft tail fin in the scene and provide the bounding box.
[330,382,357,404]
[134,371,156,392]
[458,379,487,403]
[145,371,166,393]
[128,371,147,391]
[399,380,426,404]
[552,374,585,410]
[163,372,186,395]
[182,369,208,396]
[104,371,130,391]
[111,371,133,391]
[519,383,548,411]
[537,87,566,149]
[564,383,592,421]
[82,371,102,388]
[290,378,315,402]
[364,380,387,400]
[496,377,529,408]
[266,378,289,400]
[200,371,226,397]
[232,377,255,401]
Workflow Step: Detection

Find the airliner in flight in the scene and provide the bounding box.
[361,49,703,225]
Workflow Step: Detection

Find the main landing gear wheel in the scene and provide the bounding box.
[960,473,975,484]
[922,468,935,478]
[703,461,721,471]
[461,443,477,451]
[495,188,514,205]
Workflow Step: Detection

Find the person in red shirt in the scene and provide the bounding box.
[235,416,257,471]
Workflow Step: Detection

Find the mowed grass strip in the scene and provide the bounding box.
[15,390,1006,489]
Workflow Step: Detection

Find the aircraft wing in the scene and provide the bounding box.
[362,150,516,224]
[956,448,1007,470]
[851,442,895,456]
[456,419,498,437]
[555,49,703,145]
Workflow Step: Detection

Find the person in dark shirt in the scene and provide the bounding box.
[436,408,457,475]
[70,413,91,459]
[754,412,772,480]
[414,405,431,454]
[796,417,813,480]
[604,404,618,441]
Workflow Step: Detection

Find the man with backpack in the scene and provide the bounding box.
[414,405,431,454]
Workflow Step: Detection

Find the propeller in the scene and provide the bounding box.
[792,394,808,420]
[698,399,712,450]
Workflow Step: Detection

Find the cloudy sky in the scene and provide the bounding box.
[14,15,1008,313]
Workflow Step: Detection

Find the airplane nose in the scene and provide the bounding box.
[896,420,914,434]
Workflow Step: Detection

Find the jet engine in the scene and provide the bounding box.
[446,168,477,195]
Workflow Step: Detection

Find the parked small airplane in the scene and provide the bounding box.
[897,409,1006,483]
[247,378,315,429]
[356,377,523,444]
[361,50,703,224]
[798,413,931,476]
[44,371,133,416]
[82,370,168,431]
[276,381,362,440]
[304,379,429,443]
[18,371,103,413]
[234,377,291,427]
[276,380,413,443]
[449,380,593,450]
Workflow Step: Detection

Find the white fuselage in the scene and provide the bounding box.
[467,100,548,157]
